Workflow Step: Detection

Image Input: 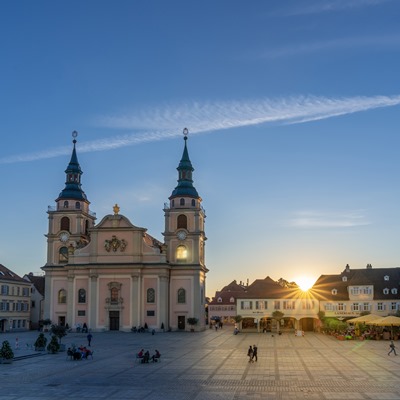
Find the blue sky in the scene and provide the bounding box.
[1,0,400,296]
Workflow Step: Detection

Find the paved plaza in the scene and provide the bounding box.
[1,328,400,399]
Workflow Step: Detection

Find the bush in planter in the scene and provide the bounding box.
[187,317,198,331]
[34,333,48,351]
[0,340,14,362]
[50,324,67,350]
[47,335,60,354]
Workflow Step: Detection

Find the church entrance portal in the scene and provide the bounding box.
[109,311,120,330]
[178,316,185,330]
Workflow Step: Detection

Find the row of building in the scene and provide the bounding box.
[208,264,400,332]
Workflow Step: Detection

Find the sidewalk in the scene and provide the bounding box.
[1,329,400,399]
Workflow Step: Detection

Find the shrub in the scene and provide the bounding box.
[0,340,14,360]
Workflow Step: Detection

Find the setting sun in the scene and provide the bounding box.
[295,276,316,292]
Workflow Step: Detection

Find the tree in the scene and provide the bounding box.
[0,340,14,360]
[47,335,60,354]
[233,315,243,324]
[34,333,48,351]
[50,324,67,344]
[187,317,199,331]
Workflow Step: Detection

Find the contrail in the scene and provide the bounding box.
[1,94,400,164]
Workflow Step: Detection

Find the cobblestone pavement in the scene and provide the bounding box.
[1,329,400,399]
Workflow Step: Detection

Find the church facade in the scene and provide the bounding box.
[42,131,207,332]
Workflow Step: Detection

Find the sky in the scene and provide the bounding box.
[1,0,400,297]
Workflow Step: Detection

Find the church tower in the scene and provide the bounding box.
[45,131,96,267]
[164,128,207,331]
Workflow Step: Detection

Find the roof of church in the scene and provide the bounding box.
[56,134,88,201]
[170,135,199,199]
[0,264,27,284]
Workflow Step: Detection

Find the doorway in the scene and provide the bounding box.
[178,316,185,330]
[58,316,66,326]
[109,311,120,330]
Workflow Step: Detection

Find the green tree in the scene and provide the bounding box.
[50,324,67,344]
[47,335,60,354]
[0,340,14,360]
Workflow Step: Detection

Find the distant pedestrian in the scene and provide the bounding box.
[252,344,258,362]
[87,332,93,347]
[247,345,253,362]
[388,340,397,356]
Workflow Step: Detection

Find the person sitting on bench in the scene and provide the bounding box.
[152,349,161,362]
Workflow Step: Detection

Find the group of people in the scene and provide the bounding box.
[137,348,161,363]
[247,344,258,362]
[67,345,93,360]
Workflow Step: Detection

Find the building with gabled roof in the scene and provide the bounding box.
[313,264,400,318]
[23,273,45,330]
[0,264,31,332]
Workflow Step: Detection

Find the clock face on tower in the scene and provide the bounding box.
[59,232,70,243]
[176,230,187,241]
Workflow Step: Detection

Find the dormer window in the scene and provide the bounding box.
[332,289,337,295]
[342,276,347,282]
[384,275,390,281]
[383,288,389,295]
[217,297,222,303]
[230,297,235,303]
[391,288,398,295]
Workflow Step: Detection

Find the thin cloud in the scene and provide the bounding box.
[261,35,400,59]
[2,94,400,164]
[280,0,390,16]
[287,210,370,229]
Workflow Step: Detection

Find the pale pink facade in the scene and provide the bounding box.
[43,133,207,332]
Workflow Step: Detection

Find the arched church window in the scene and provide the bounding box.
[180,198,185,206]
[58,289,67,304]
[60,217,70,232]
[176,245,187,261]
[59,247,69,264]
[78,289,86,303]
[75,202,80,209]
[191,199,195,207]
[177,288,186,303]
[177,214,187,229]
[63,201,69,208]
[147,288,155,303]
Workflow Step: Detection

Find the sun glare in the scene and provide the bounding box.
[296,276,315,292]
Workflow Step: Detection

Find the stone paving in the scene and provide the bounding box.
[1,328,400,399]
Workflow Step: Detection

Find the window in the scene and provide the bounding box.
[75,201,81,209]
[31,300,36,308]
[384,275,390,281]
[391,302,398,311]
[302,301,314,310]
[147,310,155,317]
[1,285,9,295]
[255,301,268,310]
[59,247,69,263]
[337,303,345,311]
[241,301,252,310]
[177,288,186,303]
[363,287,372,295]
[217,297,222,303]
[383,288,389,295]
[363,303,370,311]
[111,287,119,303]
[180,198,185,206]
[351,303,360,311]
[332,289,337,295]
[58,289,67,304]
[77,310,86,316]
[22,287,29,296]
[78,289,86,303]
[351,287,359,295]
[230,297,235,303]
[377,302,385,311]
[191,199,195,207]
[60,216,70,232]
[177,214,187,229]
[342,276,347,282]
[391,288,398,294]
[147,288,155,303]
[274,301,281,310]
[283,301,296,310]
[176,245,187,261]
[325,303,334,311]
[63,201,69,208]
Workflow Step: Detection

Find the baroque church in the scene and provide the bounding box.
[42,130,207,332]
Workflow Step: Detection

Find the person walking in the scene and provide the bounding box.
[247,345,253,362]
[252,344,258,362]
[388,340,397,356]
[87,332,93,347]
